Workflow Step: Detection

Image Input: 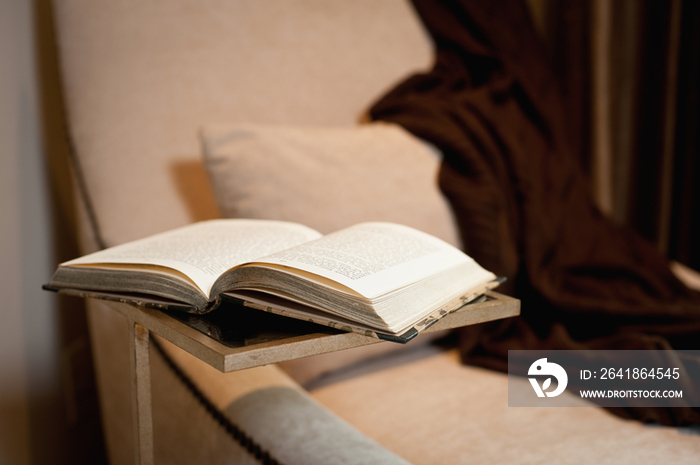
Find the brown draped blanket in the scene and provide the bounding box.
[370,0,700,426]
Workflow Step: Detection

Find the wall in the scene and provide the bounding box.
[1,0,56,463]
[0,1,104,464]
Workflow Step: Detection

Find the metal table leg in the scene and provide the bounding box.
[130,322,153,465]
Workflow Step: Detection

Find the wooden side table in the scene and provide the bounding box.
[92,292,519,464]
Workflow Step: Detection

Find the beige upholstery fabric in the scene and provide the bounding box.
[53,0,432,249]
[150,337,301,465]
[201,122,460,245]
[276,333,447,388]
[156,336,303,410]
[83,302,134,465]
[225,387,412,465]
[313,349,700,464]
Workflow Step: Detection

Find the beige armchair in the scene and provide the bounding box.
[52,1,700,463]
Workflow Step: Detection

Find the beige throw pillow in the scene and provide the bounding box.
[201,121,460,247]
[200,122,458,386]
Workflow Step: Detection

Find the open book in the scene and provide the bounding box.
[47,220,499,342]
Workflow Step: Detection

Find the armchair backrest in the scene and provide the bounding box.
[53,0,433,251]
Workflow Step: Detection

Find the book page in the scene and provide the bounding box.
[63,219,322,296]
[253,222,472,298]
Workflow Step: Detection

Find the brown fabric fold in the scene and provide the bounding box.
[370,0,700,425]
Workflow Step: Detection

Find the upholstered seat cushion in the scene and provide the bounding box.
[312,348,700,464]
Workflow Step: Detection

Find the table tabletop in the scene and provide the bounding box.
[101,291,520,373]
